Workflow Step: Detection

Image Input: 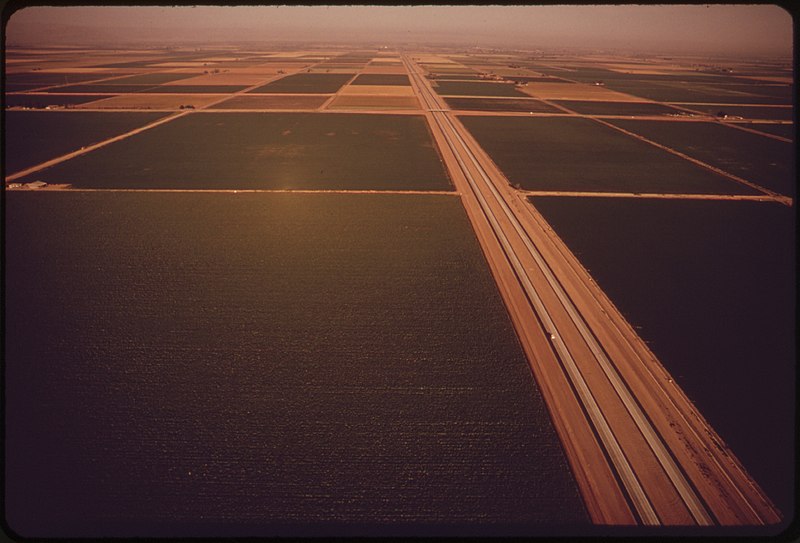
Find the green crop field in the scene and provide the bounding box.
[17,112,451,190]
[208,95,329,110]
[42,84,156,94]
[444,97,561,113]
[552,100,680,116]
[601,80,790,104]
[5,94,110,109]
[607,120,795,196]
[138,85,249,93]
[460,116,758,194]
[248,73,354,94]
[746,123,794,139]
[5,110,169,174]
[6,72,117,88]
[530,196,795,514]
[429,74,484,81]
[433,81,528,97]
[674,104,794,121]
[6,191,588,534]
[714,83,793,103]
[105,73,199,85]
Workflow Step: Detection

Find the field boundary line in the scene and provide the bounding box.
[716,120,792,143]
[523,80,792,204]
[10,64,196,93]
[5,110,192,182]
[6,187,460,195]
[319,71,362,110]
[589,116,792,205]
[521,191,788,203]
[5,65,316,184]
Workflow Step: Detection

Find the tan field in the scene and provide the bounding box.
[227,64,308,73]
[361,65,408,74]
[521,82,642,101]
[339,85,415,96]
[327,94,420,109]
[415,56,456,63]
[599,63,704,75]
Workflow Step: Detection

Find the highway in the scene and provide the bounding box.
[402,53,782,527]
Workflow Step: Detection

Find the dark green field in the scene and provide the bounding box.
[6,72,117,87]
[350,74,409,86]
[600,80,791,104]
[715,83,793,102]
[106,73,200,85]
[552,100,680,116]
[675,104,794,121]
[5,94,111,109]
[444,97,560,113]
[208,95,329,110]
[5,83,48,92]
[248,73,354,94]
[17,112,451,190]
[459,116,758,194]
[429,74,484,81]
[509,76,569,83]
[607,120,795,196]
[530,196,795,515]
[526,64,785,87]
[6,191,588,536]
[745,123,795,140]
[5,110,168,174]
[433,81,529,97]
[423,65,472,74]
[139,85,249,93]
[42,84,156,94]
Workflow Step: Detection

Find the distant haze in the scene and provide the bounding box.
[5,5,793,57]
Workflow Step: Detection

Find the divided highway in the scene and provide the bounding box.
[402,54,782,527]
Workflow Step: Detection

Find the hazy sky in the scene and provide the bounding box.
[5,5,793,57]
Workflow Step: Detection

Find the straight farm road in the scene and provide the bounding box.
[402,53,783,528]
